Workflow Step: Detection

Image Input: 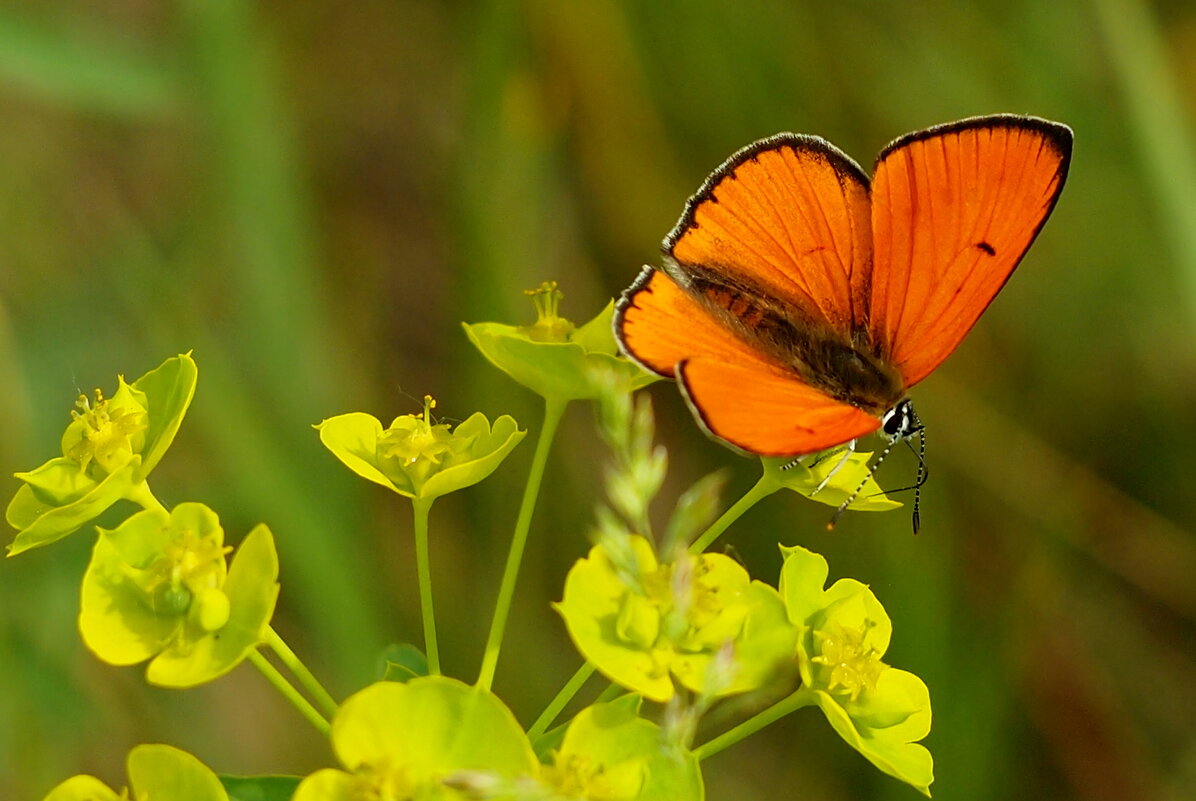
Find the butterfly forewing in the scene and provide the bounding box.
[666,135,873,334]
[868,116,1073,387]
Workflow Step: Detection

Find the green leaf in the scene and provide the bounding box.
[220,775,302,801]
[132,353,199,480]
[149,524,280,687]
[127,744,230,801]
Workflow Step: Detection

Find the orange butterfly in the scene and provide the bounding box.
[615,115,1072,523]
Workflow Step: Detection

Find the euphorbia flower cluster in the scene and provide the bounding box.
[11,287,936,800]
[7,353,196,555]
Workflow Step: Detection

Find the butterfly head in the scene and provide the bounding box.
[881,399,922,443]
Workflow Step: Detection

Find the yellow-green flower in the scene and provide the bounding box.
[540,698,704,801]
[779,545,933,796]
[80,502,280,688]
[316,397,524,501]
[293,677,538,801]
[61,382,147,476]
[464,282,657,402]
[556,535,797,702]
[7,353,198,556]
[41,744,228,801]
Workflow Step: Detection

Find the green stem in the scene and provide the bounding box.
[265,626,338,718]
[689,472,778,554]
[693,687,815,760]
[527,661,597,741]
[477,396,568,690]
[248,649,331,737]
[594,682,624,704]
[413,495,440,675]
[124,481,167,515]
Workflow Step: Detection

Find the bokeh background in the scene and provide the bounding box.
[2,0,1195,798]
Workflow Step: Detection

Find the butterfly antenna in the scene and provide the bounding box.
[826,438,895,530]
[909,421,927,534]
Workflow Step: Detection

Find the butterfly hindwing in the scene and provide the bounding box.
[677,357,881,457]
[868,115,1073,387]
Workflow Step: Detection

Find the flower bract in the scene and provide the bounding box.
[42,744,228,801]
[761,452,901,512]
[292,677,538,801]
[542,698,704,801]
[556,535,797,702]
[7,353,198,555]
[317,398,524,501]
[779,545,933,795]
[464,284,657,403]
[79,502,280,688]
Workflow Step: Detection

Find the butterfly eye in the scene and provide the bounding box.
[881,399,920,442]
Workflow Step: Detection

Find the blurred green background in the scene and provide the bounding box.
[2,0,1195,798]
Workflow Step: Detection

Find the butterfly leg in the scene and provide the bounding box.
[787,440,847,472]
[811,438,857,495]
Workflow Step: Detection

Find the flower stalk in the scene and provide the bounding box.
[247,649,330,736]
[477,396,567,690]
[412,495,440,675]
[265,626,338,719]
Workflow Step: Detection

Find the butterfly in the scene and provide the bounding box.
[614,115,1072,525]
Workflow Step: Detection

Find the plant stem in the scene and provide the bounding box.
[477,396,568,690]
[412,495,440,675]
[689,472,777,554]
[594,682,624,704]
[692,687,815,760]
[527,660,597,740]
[265,626,338,718]
[124,480,167,515]
[247,649,331,736]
